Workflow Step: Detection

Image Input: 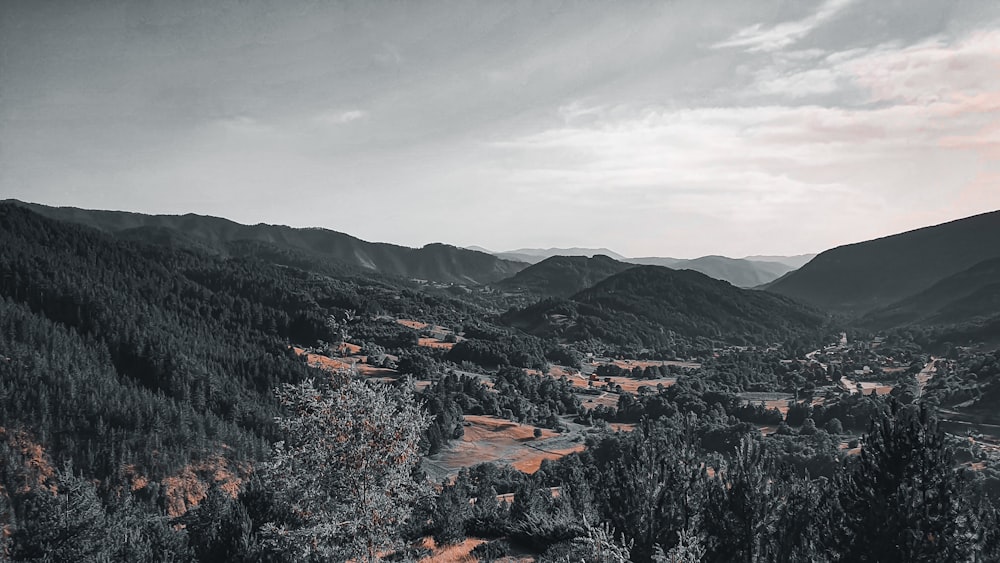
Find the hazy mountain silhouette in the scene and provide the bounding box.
[742,254,817,269]
[493,247,629,264]
[625,255,794,287]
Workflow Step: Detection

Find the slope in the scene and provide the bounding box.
[5,200,527,285]
[767,210,1000,316]
[863,257,1000,328]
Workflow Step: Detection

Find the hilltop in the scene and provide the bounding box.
[495,254,636,297]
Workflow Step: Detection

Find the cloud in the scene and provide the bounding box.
[487,28,1000,246]
[714,0,856,53]
[318,109,369,125]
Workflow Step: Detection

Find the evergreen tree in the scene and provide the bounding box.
[838,400,973,562]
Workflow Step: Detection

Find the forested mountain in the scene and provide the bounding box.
[503,265,830,353]
[4,200,527,285]
[0,203,492,482]
[863,256,1000,333]
[767,210,1000,315]
[495,255,636,297]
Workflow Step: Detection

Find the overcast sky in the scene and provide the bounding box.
[3,0,1000,258]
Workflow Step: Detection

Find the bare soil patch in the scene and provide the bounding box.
[419,337,455,350]
[398,319,429,330]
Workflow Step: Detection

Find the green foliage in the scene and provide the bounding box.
[838,401,974,562]
[258,376,429,561]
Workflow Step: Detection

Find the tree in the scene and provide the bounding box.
[596,416,707,562]
[179,486,251,562]
[431,482,471,546]
[8,465,110,562]
[703,438,781,563]
[837,400,973,562]
[259,374,429,561]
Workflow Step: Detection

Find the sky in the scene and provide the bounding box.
[2,0,1000,258]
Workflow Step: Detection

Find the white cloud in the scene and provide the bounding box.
[488,29,1000,244]
[318,109,368,124]
[714,0,856,53]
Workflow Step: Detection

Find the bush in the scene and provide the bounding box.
[470,539,513,560]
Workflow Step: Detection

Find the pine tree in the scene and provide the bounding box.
[838,400,973,562]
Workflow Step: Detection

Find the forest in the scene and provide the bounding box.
[2,202,1000,562]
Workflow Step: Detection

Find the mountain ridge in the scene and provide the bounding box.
[3,200,528,285]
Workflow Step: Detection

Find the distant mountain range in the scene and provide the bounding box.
[11,200,999,337]
[767,210,1000,317]
[477,247,810,288]
[742,254,817,269]
[484,247,629,264]
[4,201,528,285]
[627,255,795,288]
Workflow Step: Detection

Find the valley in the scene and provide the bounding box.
[1,201,999,562]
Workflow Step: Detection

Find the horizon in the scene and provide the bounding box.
[3,1,1000,257]
[8,197,999,262]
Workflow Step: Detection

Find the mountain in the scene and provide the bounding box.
[624,256,684,268]
[5,200,527,285]
[767,210,1000,316]
[742,254,817,269]
[494,247,628,264]
[626,255,794,287]
[503,265,829,351]
[495,254,636,297]
[863,256,1000,329]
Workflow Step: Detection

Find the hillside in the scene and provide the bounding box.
[626,255,794,287]
[495,254,636,297]
[503,265,829,352]
[5,200,527,285]
[767,210,1000,315]
[864,257,1000,329]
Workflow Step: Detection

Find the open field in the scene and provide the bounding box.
[418,337,456,350]
[605,359,701,370]
[291,347,399,378]
[534,364,677,396]
[739,392,795,415]
[840,377,894,396]
[398,319,430,330]
[422,415,585,481]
